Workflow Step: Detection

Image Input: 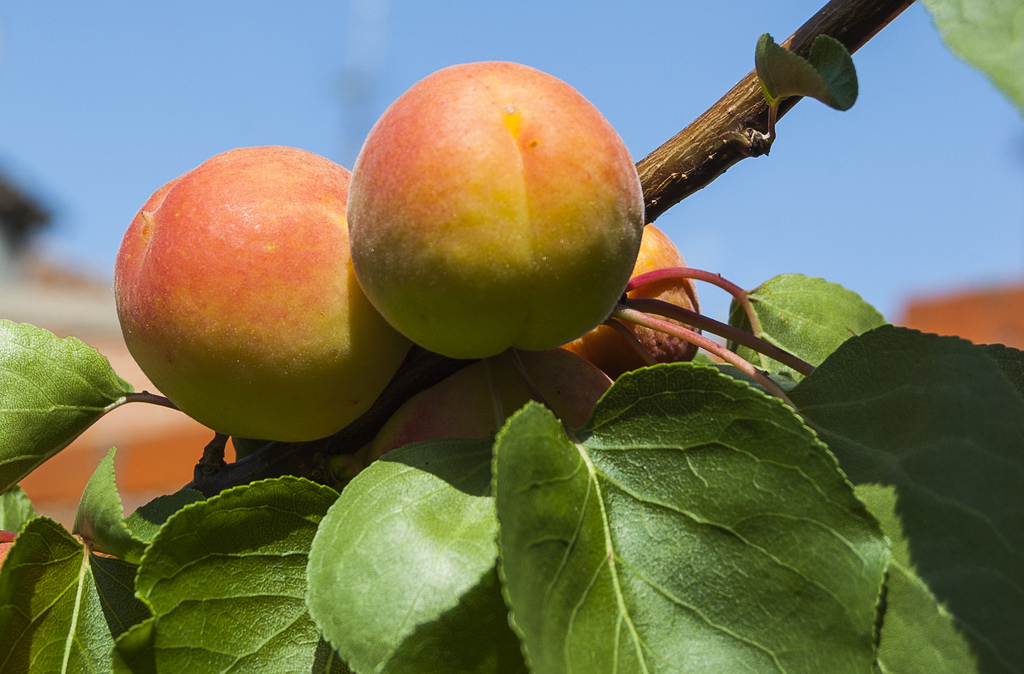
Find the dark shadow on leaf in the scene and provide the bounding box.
[792,325,1024,673]
[377,436,495,498]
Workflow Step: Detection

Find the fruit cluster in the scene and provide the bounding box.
[114,61,698,454]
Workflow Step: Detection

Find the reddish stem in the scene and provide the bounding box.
[624,297,814,377]
[0,530,16,543]
[613,304,793,405]
[627,267,762,337]
[601,318,660,367]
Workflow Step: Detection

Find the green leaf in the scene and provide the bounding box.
[806,33,859,110]
[729,274,887,382]
[113,619,157,674]
[90,553,151,640]
[494,366,890,673]
[982,342,1024,400]
[0,484,36,532]
[791,325,1024,673]
[0,320,133,491]
[755,33,858,110]
[920,0,1024,114]
[73,447,149,563]
[113,476,338,673]
[311,638,353,674]
[114,620,349,674]
[123,490,205,545]
[307,437,524,673]
[856,485,979,674]
[0,516,113,671]
[378,568,527,674]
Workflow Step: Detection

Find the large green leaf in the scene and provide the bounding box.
[307,437,525,674]
[0,516,114,671]
[0,320,133,491]
[729,274,887,383]
[0,484,36,532]
[112,476,338,673]
[494,366,890,673]
[856,485,978,674]
[921,0,1024,114]
[791,326,1024,673]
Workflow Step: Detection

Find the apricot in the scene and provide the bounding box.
[347,61,645,359]
[562,224,698,378]
[114,146,412,442]
[367,348,611,461]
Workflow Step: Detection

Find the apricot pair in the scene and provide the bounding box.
[114,62,648,441]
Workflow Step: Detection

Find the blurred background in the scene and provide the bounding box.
[1,1,1022,524]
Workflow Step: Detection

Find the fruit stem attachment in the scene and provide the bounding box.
[196,432,229,477]
[624,297,814,376]
[124,391,179,410]
[613,304,793,405]
[626,267,761,337]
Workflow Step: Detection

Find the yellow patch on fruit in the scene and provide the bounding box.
[503,106,522,139]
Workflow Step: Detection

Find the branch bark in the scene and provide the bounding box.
[187,347,471,496]
[638,0,914,223]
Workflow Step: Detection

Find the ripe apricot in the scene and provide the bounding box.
[347,61,644,359]
[114,146,412,441]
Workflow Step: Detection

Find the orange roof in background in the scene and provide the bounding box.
[898,282,1024,349]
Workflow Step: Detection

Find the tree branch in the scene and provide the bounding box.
[638,0,913,223]
[186,347,471,496]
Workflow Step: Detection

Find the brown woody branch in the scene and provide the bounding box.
[187,347,471,496]
[638,0,913,223]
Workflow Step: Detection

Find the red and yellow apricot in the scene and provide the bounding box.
[347,61,645,359]
[114,146,412,441]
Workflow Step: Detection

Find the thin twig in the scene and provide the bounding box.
[601,318,659,367]
[613,304,794,406]
[624,297,814,376]
[124,390,179,410]
[627,267,762,337]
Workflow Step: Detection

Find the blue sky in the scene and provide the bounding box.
[1,2,1021,322]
